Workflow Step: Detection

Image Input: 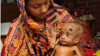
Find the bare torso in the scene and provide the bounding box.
[54,45,75,56]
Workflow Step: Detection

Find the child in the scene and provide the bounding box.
[51,21,83,56]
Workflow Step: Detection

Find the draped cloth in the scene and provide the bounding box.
[1,0,73,56]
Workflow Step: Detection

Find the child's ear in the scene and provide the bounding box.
[74,38,79,43]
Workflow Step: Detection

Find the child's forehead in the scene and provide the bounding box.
[62,23,76,30]
[61,23,78,34]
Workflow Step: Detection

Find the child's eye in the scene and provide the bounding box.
[67,34,70,36]
[60,33,63,35]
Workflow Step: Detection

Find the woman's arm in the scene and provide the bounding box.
[50,44,58,56]
[50,49,55,56]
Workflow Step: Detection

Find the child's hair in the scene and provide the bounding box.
[63,21,83,38]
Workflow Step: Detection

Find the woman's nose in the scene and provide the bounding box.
[41,5,47,13]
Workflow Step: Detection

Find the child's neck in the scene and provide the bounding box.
[58,42,76,46]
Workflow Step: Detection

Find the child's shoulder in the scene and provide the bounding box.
[71,45,78,50]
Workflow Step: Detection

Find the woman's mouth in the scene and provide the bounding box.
[40,13,47,17]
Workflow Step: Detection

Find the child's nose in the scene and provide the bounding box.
[62,35,66,38]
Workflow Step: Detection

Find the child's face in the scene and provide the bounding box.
[59,23,79,46]
[26,0,50,19]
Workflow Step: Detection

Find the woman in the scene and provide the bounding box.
[1,0,84,56]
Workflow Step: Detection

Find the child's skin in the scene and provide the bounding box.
[51,21,83,56]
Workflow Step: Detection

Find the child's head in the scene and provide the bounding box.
[59,21,83,46]
[25,0,50,19]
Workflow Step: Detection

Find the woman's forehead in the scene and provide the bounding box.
[28,0,47,3]
[27,0,48,6]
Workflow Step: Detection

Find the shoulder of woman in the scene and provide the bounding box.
[12,17,19,23]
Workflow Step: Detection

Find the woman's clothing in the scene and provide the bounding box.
[1,0,73,56]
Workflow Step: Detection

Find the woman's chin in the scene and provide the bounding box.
[39,16,46,19]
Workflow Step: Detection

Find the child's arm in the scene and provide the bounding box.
[76,42,84,56]
[73,46,83,56]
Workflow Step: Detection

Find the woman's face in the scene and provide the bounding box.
[26,0,50,19]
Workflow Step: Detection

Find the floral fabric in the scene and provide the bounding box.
[1,0,73,56]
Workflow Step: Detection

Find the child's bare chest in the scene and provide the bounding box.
[55,46,74,56]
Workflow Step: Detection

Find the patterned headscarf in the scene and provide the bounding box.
[2,0,73,56]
